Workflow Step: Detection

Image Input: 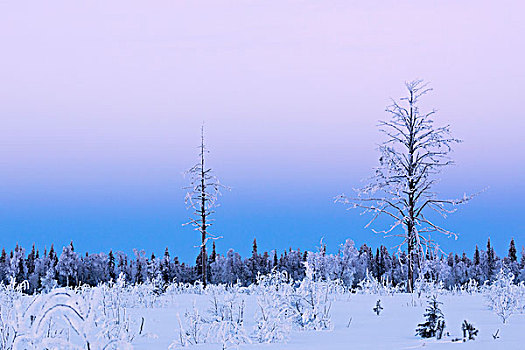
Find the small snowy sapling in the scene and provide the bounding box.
[373,300,383,316]
[415,295,446,339]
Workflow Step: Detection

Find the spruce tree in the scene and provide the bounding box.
[161,247,171,284]
[252,238,258,258]
[210,241,217,264]
[108,250,116,281]
[416,295,446,339]
[27,244,36,276]
[508,238,517,262]
[516,247,525,269]
[473,245,480,265]
[487,238,495,280]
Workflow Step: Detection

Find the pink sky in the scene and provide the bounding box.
[0,1,523,258]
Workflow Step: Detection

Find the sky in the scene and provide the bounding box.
[0,1,524,262]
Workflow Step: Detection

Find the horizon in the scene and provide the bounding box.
[1,1,524,262]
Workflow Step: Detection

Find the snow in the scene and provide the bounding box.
[1,269,524,349]
[129,293,524,349]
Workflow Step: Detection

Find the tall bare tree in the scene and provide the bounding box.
[336,80,474,292]
[184,125,226,287]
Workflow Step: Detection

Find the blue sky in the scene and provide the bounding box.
[0,1,524,261]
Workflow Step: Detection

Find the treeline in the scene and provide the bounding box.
[0,238,524,293]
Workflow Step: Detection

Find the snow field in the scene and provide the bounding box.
[1,268,524,349]
[133,293,525,349]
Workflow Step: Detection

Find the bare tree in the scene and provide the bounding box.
[336,80,474,292]
[184,125,226,287]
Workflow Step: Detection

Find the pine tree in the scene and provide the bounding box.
[416,295,446,339]
[508,238,517,262]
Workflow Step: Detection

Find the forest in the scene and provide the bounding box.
[1,237,523,294]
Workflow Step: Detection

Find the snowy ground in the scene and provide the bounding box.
[132,293,524,350]
[1,270,523,349]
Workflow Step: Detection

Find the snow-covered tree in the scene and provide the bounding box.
[336,80,474,292]
[484,269,520,324]
[56,242,81,287]
[339,239,358,286]
[184,125,227,288]
[415,295,446,339]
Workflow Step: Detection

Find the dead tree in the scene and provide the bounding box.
[184,125,226,287]
[336,80,474,292]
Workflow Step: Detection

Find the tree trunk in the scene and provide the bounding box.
[407,223,414,293]
[200,137,207,288]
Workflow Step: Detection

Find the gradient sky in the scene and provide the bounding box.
[1,1,524,262]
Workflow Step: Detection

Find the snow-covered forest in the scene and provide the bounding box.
[1,237,524,294]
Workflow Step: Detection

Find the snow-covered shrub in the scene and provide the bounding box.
[357,271,398,295]
[207,290,250,347]
[175,300,207,347]
[128,281,159,308]
[174,290,250,349]
[483,269,521,323]
[252,273,293,343]
[287,262,333,330]
[413,277,446,297]
[0,279,150,349]
[462,279,480,295]
[250,269,292,295]
[0,279,29,349]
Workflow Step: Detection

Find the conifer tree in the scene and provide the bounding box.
[108,250,116,281]
[27,244,36,277]
[508,238,517,262]
[210,241,217,264]
[516,247,525,269]
[473,245,480,265]
[416,295,446,339]
[161,247,171,284]
[487,238,495,280]
[252,238,258,258]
